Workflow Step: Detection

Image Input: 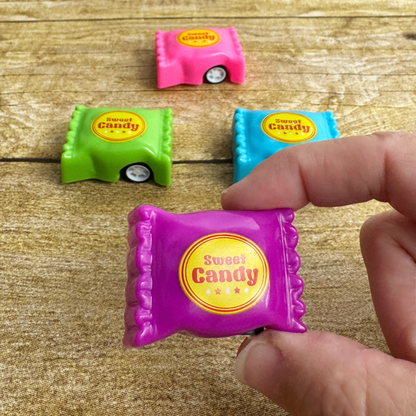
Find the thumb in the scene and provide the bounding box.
[235,330,416,416]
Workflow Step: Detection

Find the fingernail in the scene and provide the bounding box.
[235,339,283,392]
[236,337,251,357]
[221,187,229,195]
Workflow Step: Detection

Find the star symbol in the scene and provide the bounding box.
[245,288,249,293]
[206,289,211,295]
[226,288,230,294]
[234,287,240,294]
[215,288,221,295]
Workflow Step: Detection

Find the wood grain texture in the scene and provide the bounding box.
[0,162,389,415]
[1,0,416,21]
[1,1,415,414]
[1,18,416,160]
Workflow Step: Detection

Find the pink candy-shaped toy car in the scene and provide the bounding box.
[156,27,245,88]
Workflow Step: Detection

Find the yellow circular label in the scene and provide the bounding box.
[179,233,269,314]
[177,29,220,48]
[261,112,317,143]
[91,111,146,142]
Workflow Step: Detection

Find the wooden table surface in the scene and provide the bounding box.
[1,1,415,415]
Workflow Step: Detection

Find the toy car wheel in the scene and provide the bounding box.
[204,66,228,84]
[123,164,152,183]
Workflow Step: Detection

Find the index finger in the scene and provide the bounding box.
[221,132,416,220]
[222,132,416,362]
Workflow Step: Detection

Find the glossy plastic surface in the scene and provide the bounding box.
[61,106,172,186]
[232,108,339,182]
[124,205,306,348]
[156,27,245,88]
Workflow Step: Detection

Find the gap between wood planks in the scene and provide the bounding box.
[2,15,416,24]
[0,158,233,164]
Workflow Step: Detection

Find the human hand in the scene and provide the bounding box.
[222,133,416,415]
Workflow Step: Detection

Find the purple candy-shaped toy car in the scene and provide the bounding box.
[124,205,306,347]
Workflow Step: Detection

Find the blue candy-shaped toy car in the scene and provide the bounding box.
[232,108,339,182]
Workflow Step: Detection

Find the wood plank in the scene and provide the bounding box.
[2,18,416,58]
[1,93,416,161]
[0,162,390,415]
[1,0,416,21]
[1,18,416,160]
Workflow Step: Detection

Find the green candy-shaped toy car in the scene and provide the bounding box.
[61,106,172,186]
